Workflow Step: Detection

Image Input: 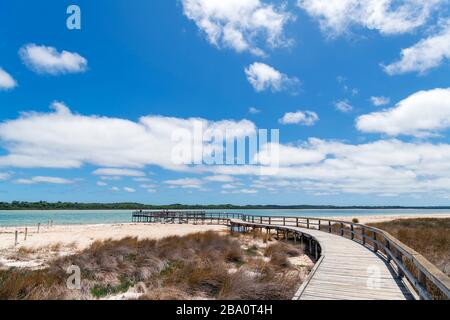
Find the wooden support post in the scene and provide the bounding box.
[24,227,28,241]
[397,252,404,278]
[315,242,318,260]
[386,241,392,263]
[306,219,310,229]
[417,270,426,299]
[373,233,378,253]
[362,227,366,245]
[328,221,331,233]
[318,220,321,231]
[14,230,18,246]
[351,224,354,240]
[340,223,344,236]
[283,217,286,226]
[296,218,299,227]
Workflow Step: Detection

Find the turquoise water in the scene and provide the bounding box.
[1,209,449,227]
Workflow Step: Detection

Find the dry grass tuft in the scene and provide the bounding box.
[368,218,450,276]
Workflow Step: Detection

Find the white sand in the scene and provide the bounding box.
[0,223,227,251]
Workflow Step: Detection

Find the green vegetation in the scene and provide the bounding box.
[1,201,449,210]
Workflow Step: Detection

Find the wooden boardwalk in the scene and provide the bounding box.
[133,211,450,300]
[229,219,413,300]
[290,227,413,300]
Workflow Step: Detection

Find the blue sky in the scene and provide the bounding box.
[0,0,450,205]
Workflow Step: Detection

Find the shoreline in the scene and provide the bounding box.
[1,212,450,229]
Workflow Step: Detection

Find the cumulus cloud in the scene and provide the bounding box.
[357,88,450,137]
[96,181,108,186]
[279,110,318,125]
[208,137,450,197]
[181,0,293,55]
[14,176,74,185]
[19,44,87,75]
[0,101,255,169]
[93,168,146,177]
[0,68,17,90]
[370,96,390,106]
[245,62,299,92]
[334,100,353,113]
[297,0,442,37]
[123,187,136,193]
[383,22,450,75]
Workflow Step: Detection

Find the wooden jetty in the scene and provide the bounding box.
[132,210,450,300]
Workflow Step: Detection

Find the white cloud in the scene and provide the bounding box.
[164,178,204,189]
[383,22,450,75]
[370,96,390,106]
[181,0,293,55]
[334,100,353,113]
[93,168,146,177]
[123,187,136,193]
[297,0,443,37]
[19,44,87,75]
[357,88,450,137]
[207,137,450,197]
[279,110,318,125]
[96,181,108,186]
[0,172,11,180]
[15,176,74,185]
[110,187,120,192]
[204,175,235,182]
[248,107,261,114]
[245,62,299,92]
[0,68,17,90]
[0,101,255,170]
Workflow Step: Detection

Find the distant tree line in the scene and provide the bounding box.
[0,201,448,210]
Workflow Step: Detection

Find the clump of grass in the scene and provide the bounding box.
[352,218,359,224]
[368,218,450,276]
[90,276,133,298]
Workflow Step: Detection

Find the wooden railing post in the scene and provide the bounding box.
[328,221,331,233]
[373,233,378,253]
[350,224,354,240]
[306,219,310,229]
[362,227,366,245]
[340,223,344,236]
[296,218,299,227]
[283,217,286,226]
[397,252,404,278]
[318,220,321,231]
[386,241,392,263]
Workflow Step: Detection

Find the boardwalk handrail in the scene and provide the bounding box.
[132,211,450,300]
